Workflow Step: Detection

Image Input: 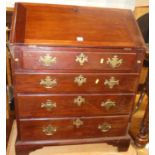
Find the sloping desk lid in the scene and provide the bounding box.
[10,3,145,49]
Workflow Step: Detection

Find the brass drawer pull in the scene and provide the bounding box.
[106,55,123,68]
[41,100,56,111]
[39,54,56,66]
[98,123,112,133]
[40,76,57,88]
[101,99,116,110]
[73,118,84,128]
[75,53,88,66]
[74,75,87,86]
[74,96,85,107]
[42,124,57,136]
[104,76,119,89]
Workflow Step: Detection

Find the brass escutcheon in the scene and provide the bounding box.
[98,123,112,133]
[40,76,57,88]
[42,124,57,135]
[101,99,116,110]
[39,54,56,66]
[104,76,119,89]
[75,53,88,66]
[41,100,56,111]
[106,55,123,68]
[73,118,84,128]
[74,96,85,107]
[74,75,87,86]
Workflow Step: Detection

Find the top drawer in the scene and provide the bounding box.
[13,47,143,72]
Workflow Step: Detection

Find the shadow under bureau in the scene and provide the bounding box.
[9,3,146,155]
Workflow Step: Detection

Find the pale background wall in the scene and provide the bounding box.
[6,0,136,10]
[135,0,148,6]
[6,0,149,10]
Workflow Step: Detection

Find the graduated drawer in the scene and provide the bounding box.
[15,73,138,93]
[19,116,129,141]
[13,47,143,72]
[17,94,134,118]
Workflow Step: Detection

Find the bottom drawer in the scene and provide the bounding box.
[19,116,129,141]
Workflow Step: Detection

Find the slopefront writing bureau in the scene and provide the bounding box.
[10,3,146,155]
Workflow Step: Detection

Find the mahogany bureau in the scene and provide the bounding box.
[9,3,146,155]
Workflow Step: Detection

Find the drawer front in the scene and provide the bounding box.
[17,94,134,118]
[14,47,143,72]
[19,116,129,141]
[15,73,138,93]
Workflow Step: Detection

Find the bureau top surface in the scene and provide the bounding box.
[10,3,145,49]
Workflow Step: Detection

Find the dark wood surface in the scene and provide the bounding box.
[17,94,134,118]
[10,3,145,48]
[14,73,139,93]
[12,46,144,72]
[9,3,146,155]
[19,116,129,141]
[11,46,145,74]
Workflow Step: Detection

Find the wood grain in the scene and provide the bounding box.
[10,3,145,48]
[15,47,143,72]
[17,94,134,118]
[9,3,146,155]
[19,116,129,141]
[14,73,139,93]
